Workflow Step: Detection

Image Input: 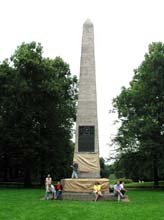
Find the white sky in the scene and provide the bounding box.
[1,0,164,159]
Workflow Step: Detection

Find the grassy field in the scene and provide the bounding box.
[125,181,164,188]
[1,188,164,220]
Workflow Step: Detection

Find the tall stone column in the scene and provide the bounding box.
[73,19,100,178]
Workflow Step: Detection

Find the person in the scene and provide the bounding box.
[71,161,78,178]
[113,181,124,201]
[93,182,103,202]
[45,174,52,186]
[45,183,56,200]
[45,174,56,199]
[55,181,63,199]
[119,181,127,195]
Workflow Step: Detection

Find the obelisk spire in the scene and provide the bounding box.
[74,19,100,178]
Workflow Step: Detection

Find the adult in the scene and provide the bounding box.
[71,161,78,178]
[113,181,124,201]
[45,174,52,186]
[93,182,103,202]
[45,174,56,199]
[45,183,56,200]
[120,181,127,195]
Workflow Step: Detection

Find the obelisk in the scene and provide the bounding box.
[61,20,110,199]
[73,19,100,178]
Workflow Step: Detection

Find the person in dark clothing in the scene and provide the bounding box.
[71,161,78,178]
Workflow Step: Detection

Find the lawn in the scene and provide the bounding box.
[125,181,164,188]
[1,188,164,220]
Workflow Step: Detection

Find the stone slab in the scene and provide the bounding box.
[61,178,109,193]
[61,192,129,202]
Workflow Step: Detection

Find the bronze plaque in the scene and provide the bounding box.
[78,126,95,152]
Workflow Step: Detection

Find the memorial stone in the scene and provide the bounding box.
[73,19,100,178]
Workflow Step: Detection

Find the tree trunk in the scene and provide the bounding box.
[3,155,8,181]
[40,162,45,186]
[153,154,159,186]
[24,163,32,188]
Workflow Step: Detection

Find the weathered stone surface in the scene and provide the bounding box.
[61,178,109,193]
[74,19,100,178]
[61,192,129,202]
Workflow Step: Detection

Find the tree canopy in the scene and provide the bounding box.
[113,42,164,185]
[0,42,78,186]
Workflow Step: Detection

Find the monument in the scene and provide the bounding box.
[73,18,100,178]
[61,20,129,201]
[61,19,109,200]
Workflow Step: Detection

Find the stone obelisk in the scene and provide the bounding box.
[61,20,110,200]
[73,19,100,178]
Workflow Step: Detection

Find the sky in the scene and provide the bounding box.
[1,0,164,159]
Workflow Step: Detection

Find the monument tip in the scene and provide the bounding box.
[84,19,93,26]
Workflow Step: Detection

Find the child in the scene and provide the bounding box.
[93,182,103,201]
[55,181,62,199]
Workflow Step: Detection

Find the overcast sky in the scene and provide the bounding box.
[1,0,164,159]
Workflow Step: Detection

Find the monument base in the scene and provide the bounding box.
[61,178,109,193]
[61,178,129,202]
[61,192,129,202]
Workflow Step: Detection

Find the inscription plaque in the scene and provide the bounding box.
[78,126,95,152]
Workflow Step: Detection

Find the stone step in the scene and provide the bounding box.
[61,192,129,202]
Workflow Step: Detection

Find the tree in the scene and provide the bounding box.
[113,42,164,186]
[100,157,111,178]
[0,42,78,186]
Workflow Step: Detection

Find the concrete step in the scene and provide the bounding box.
[61,192,129,202]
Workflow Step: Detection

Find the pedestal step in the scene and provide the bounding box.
[61,192,129,202]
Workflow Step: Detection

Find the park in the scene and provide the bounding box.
[1,186,164,220]
[1,1,164,219]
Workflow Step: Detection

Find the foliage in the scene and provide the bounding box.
[99,157,111,178]
[113,151,153,181]
[113,42,164,185]
[0,42,78,186]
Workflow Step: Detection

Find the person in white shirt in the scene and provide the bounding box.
[45,174,52,185]
[114,181,124,201]
[45,174,56,199]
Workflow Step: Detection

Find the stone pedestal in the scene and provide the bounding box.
[61,178,129,202]
[61,178,110,201]
[61,178,109,193]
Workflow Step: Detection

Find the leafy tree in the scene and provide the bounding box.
[113,151,153,181]
[100,157,111,178]
[0,42,78,186]
[113,42,164,186]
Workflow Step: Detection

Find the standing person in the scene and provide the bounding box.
[119,181,127,195]
[55,181,63,199]
[45,174,56,199]
[71,161,78,178]
[93,182,103,202]
[114,181,124,201]
[45,174,52,186]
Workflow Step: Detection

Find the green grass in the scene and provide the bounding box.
[109,180,164,188]
[125,181,164,188]
[1,189,164,220]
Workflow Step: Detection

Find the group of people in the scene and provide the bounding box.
[93,180,127,202]
[45,162,127,202]
[45,174,62,200]
[45,161,78,200]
